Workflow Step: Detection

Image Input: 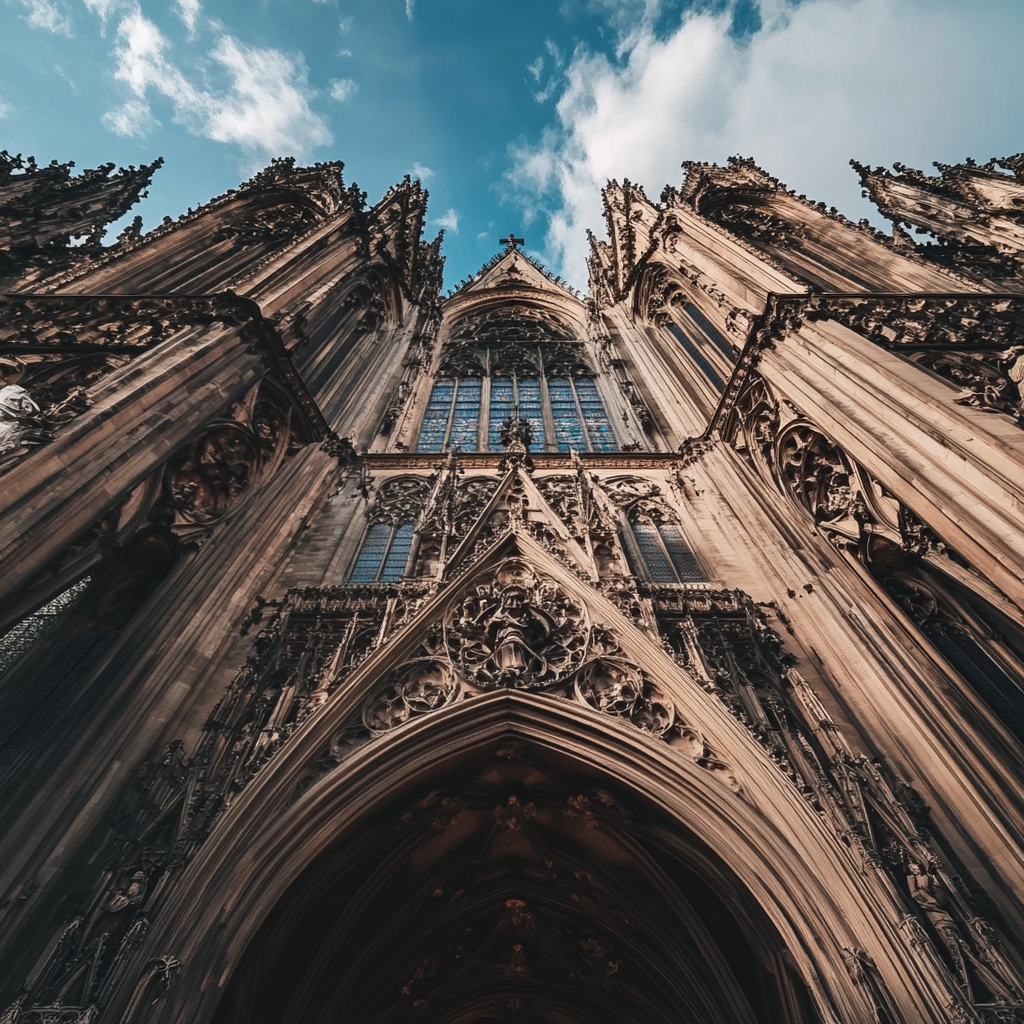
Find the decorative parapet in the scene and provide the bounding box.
[693,292,1024,448]
[0,291,331,474]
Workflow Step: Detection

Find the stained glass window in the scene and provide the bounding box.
[416,346,619,453]
[516,378,547,450]
[349,522,392,582]
[380,521,415,581]
[624,518,706,583]
[416,380,456,453]
[574,377,616,451]
[349,520,416,582]
[548,378,586,451]
[488,378,515,451]
[449,379,481,449]
[0,576,92,681]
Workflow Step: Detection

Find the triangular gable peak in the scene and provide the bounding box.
[284,529,743,799]
[444,243,582,304]
[437,465,595,581]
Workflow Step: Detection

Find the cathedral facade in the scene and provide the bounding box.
[1,146,1024,1023]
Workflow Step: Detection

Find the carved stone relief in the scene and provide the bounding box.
[656,593,1024,1012]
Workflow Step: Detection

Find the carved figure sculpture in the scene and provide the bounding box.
[0,384,52,458]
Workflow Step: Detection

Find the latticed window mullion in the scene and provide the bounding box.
[630,518,680,583]
[349,522,392,582]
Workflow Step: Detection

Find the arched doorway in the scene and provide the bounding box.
[214,733,819,1024]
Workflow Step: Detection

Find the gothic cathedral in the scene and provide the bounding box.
[2,147,1024,1024]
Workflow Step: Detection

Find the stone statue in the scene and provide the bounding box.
[0,384,53,461]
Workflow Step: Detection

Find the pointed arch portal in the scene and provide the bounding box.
[212,719,821,1024]
[109,540,964,1024]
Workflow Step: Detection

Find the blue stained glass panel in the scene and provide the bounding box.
[659,524,706,582]
[631,520,677,582]
[381,521,415,581]
[574,378,616,451]
[416,380,455,452]
[516,378,546,450]
[349,522,391,582]
[548,378,586,451]
[449,379,481,450]
[488,378,515,451]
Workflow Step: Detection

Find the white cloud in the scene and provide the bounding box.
[10,0,72,35]
[104,9,332,158]
[102,97,157,136]
[338,15,352,31]
[0,97,11,119]
[476,230,489,242]
[54,63,77,90]
[175,0,200,37]
[507,0,1024,288]
[329,77,357,102]
[434,208,459,233]
[405,0,414,18]
[82,0,123,17]
[527,56,544,82]
[411,162,434,181]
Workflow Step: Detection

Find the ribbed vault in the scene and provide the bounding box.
[214,738,819,1024]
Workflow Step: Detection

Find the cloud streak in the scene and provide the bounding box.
[9,0,72,35]
[507,0,1024,287]
[103,7,331,158]
[329,77,357,101]
[434,207,459,233]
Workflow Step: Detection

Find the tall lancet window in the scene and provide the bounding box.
[348,479,430,583]
[605,478,708,584]
[416,342,617,453]
[624,516,706,583]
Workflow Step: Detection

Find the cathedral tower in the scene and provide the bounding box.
[2,150,1024,1023]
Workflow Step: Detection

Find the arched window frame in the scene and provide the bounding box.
[415,342,619,454]
[614,497,707,585]
[347,477,431,583]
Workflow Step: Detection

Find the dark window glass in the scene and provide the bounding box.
[624,519,707,583]
[632,520,678,582]
[659,524,706,582]
[668,324,726,392]
[684,303,736,361]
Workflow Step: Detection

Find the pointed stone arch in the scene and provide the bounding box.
[109,539,962,1024]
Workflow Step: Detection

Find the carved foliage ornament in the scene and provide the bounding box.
[351,560,740,792]
[367,477,432,526]
[776,423,857,524]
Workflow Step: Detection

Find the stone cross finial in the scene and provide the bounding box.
[501,234,525,250]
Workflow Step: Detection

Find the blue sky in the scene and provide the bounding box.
[2,0,1024,289]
